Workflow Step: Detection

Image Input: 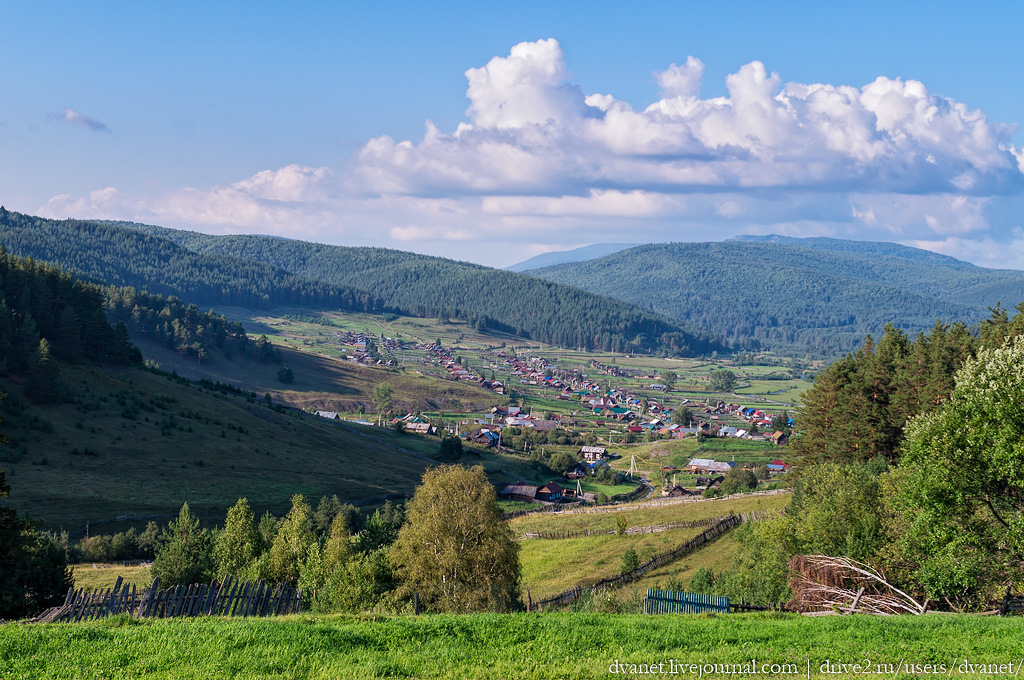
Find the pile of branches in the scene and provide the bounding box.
[788,554,927,615]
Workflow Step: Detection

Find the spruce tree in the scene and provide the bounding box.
[151,503,213,587]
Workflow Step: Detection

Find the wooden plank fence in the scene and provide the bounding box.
[26,575,301,624]
[530,513,742,611]
[519,510,777,541]
[503,488,789,519]
[645,589,730,615]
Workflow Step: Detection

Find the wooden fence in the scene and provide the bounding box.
[27,574,301,624]
[520,516,727,541]
[530,513,742,611]
[504,488,789,519]
[645,589,730,615]
[519,509,777,541]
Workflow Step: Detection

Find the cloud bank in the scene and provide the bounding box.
[40,39,1024,268]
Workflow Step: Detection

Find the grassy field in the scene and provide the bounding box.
[70,564,153,592]
[0,363,435,531]
[133,334,497,414]
[3,612,1023,679]
[514,493,791,600]
[520,528,706,600]
[509,492,790,535]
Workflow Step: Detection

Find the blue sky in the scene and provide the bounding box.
[3,1,1023,268]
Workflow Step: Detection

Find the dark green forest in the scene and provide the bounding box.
[527,240,1024,356]
[0,211,719,356]
[123,224,720,356]
[0,247,138,394]
[105,287,277,365]
[0,209,387,313]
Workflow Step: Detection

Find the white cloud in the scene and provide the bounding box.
[37,39,1024,268]
[911,232,1024,270]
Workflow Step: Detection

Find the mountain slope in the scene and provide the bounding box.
[0,209,385,313]
[526,240,1024,355]
[119,223,722,356]
[505,243,640,272]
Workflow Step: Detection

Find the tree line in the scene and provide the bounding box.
[106,287,278,365]
[79,466,520,616]
[702,304,1024,611]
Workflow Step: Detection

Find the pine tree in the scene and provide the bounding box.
[151,503,213,587]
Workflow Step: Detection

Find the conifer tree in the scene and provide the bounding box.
[151,503,213,587]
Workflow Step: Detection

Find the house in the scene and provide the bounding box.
[469,430,500,447]
[663,485,692,497]
[686,458,734,474]
[696,475,726,487]
[767,459,789,474]
[579,446,607,461]
[536,482,565,502]
[770,431,790,446]
[315,411,340,420]
[566,463,590,479]
[404,422,434,435]
[531,419,558,432]
[499,485,538,502]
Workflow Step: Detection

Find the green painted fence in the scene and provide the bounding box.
[645,589,730,615]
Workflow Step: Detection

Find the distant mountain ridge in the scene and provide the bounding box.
[120,223,720,356]
[506,243,640,272]
[0,211,720,357]
[526,238,1024,356]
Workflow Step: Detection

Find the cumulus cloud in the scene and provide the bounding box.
[55,108,111,133]
[38,39,1024,268]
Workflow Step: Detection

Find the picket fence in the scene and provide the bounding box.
[28,574,301,624]
[645,589,731,615]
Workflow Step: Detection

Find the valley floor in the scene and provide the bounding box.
[2,612,1022,679]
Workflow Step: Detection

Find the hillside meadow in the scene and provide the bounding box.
[0,363,434,530]
[2,612,1023,679]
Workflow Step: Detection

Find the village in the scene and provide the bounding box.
[305,330,796,509]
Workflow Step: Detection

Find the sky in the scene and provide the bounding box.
[3,1,1024,269]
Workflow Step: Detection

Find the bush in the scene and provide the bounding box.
[621,547,640,573]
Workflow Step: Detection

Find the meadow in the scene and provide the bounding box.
[0,363,435,531]
[2,612,1023,679]
[514,493,791,600]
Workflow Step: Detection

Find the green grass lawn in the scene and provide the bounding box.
[520,529,706,600]
[509,493,790,536]
[70,564,153,592]
[3,612,1024,679]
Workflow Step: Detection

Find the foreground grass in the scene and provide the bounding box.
[3,612,1024,679]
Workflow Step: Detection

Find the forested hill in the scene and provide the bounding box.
[525,240,1024,356]
[112,223,721,356]
[0,210,386,313]
[0,211,719,356]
